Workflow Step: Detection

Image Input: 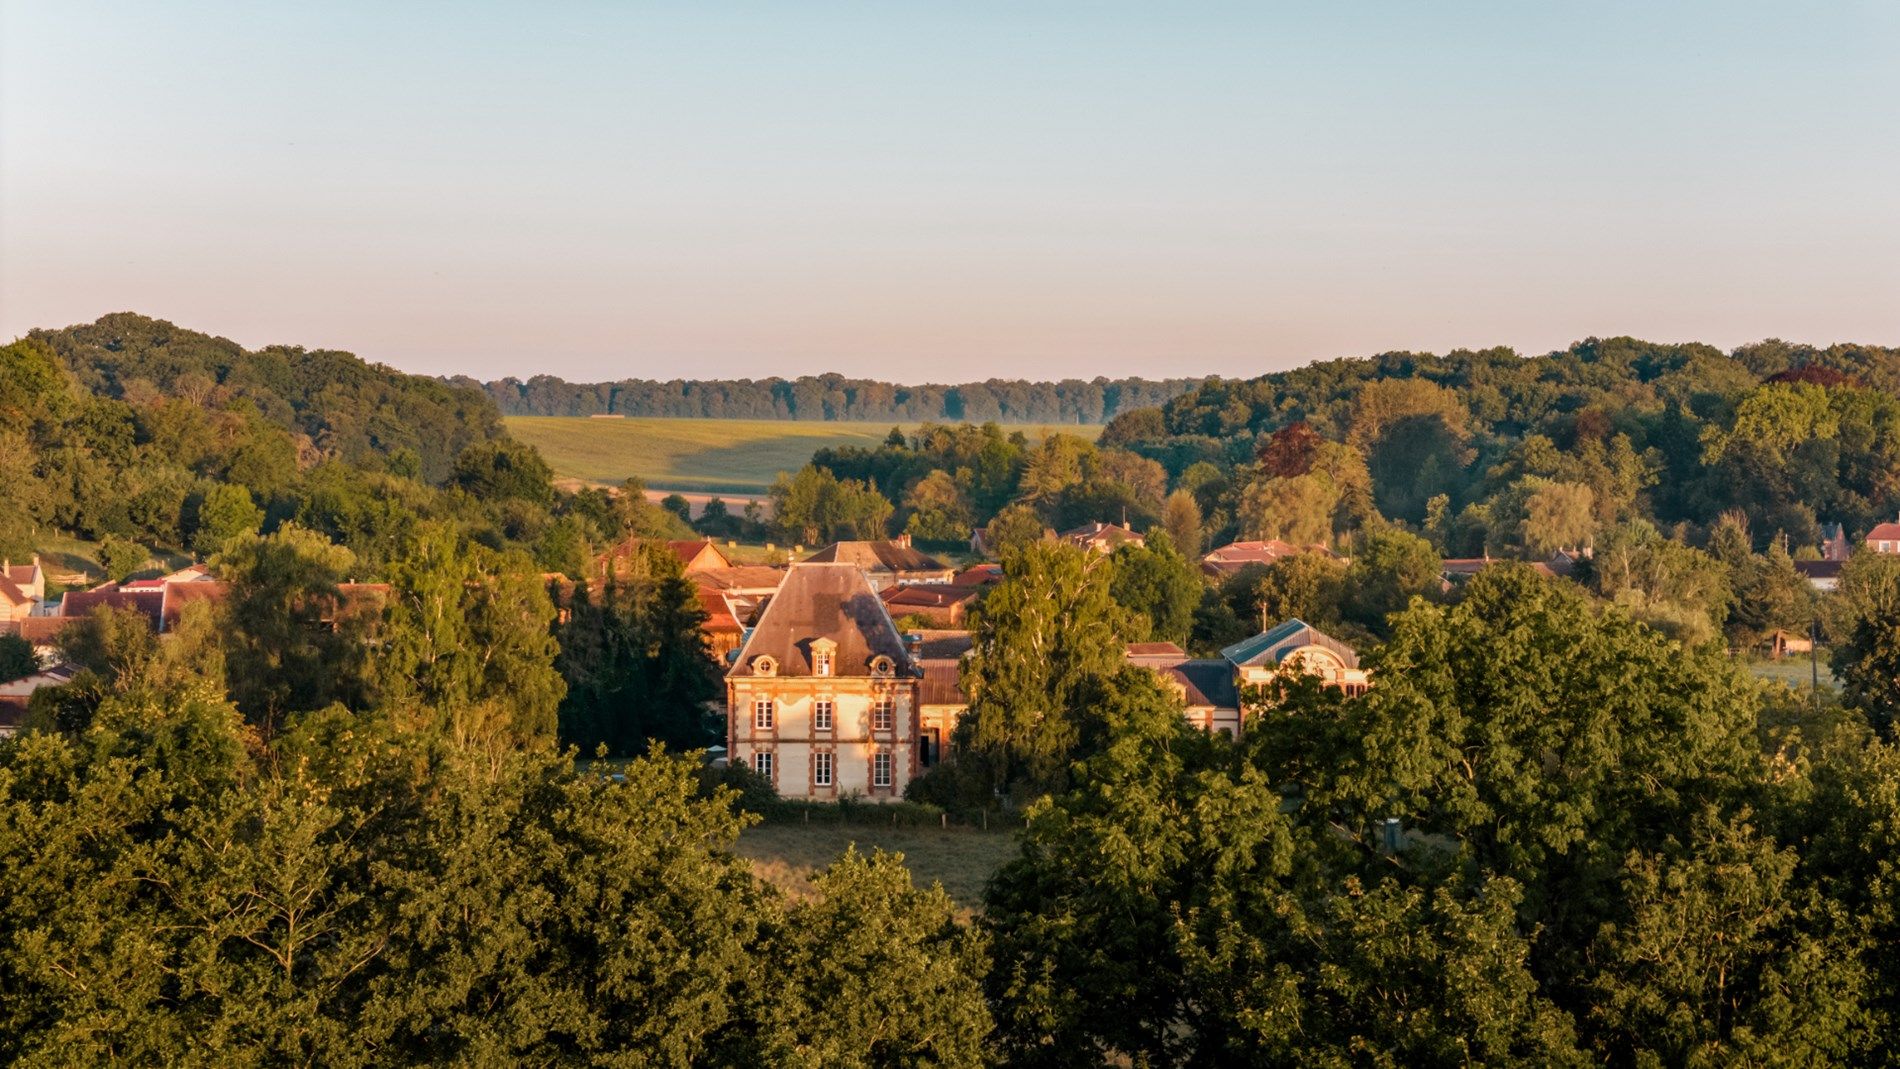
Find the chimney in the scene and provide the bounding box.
[896,533,911,548]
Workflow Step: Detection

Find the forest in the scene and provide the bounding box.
[769,335,1899,651]
[462,370,1205,423]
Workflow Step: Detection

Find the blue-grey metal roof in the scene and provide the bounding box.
[1220,618,1359,670]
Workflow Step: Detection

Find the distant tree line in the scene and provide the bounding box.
[458,371,1207,423]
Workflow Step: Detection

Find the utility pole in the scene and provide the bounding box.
[1811,615,1822,712]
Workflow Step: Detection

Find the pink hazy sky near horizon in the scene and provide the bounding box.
[3,1,1897,383]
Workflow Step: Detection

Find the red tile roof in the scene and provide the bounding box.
[879,584,980,609]
[1868,522,1900,544]
[0,617,79,644]
[953,564,1004,587]
[696,591,744,634]
[60,586,166,630]
[161,581,230,630]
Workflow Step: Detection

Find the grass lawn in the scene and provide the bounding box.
[733,820,1019,917]
[1747,655,1837,692]
[33,535,192,589]
[506,416,1101,494]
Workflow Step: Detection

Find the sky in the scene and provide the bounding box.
[2,2,1897,382]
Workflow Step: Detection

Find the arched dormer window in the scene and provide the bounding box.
[752,655,778,677]
[869,654,895,677]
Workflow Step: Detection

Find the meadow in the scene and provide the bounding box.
[733,821,1019,917]
[505,416,1101,493]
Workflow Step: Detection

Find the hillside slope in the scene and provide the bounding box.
[32,313,502,483]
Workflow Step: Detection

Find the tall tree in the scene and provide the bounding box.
[555,541,719,755]
[378,523,566,760]
[213,524,370,730]
[961,542,1126,788]
[1107,532,1202,646]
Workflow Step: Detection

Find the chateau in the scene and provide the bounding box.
[725,563,923,800]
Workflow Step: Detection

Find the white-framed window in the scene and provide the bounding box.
[754,751,774,780]
[813,751,833,787]
[870,655,894,677]
[872,693,895,731]
[873,750,893,788]
[814,649,832,676]
[813,698,833,731]
[754,697,774,730]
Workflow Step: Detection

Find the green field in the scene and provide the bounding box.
[505,416,1101,494]
[1747,655,1837,691]
[733,821,1018,917]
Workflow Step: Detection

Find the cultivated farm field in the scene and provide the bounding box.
[505,416,1100,494]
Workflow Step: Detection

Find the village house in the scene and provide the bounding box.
[1120,622,1369,736]
[0,663,78,737]
[1795,560,1844,593]
[726,563,922,801]
[1440,555,1560,589]
[912,630,973,770]
[954,563,1004,587]
[597,536,733,578]
[879,583,981,628]
[1059,521,1144,554]
[1868,516,1900,555]
[896,621,1372,773]
[697,590,748,660]
[0,558,47,623]
[1222,620,1370,698]
[803,536,955,590]
[1199,539,1335,579]
[0,616,79,658]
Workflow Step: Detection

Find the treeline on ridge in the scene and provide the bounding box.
[28,313,502,484]
[460,371,1206,423]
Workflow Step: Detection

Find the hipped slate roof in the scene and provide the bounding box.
[1221,618,1360,670]
[804,540,952,575]
[728,563,913,678]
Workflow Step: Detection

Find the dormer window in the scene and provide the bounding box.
[869,654,895,677]
[752,655,777,677]
[810,638,837,678]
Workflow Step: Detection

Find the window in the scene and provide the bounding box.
[873,750,893,788]
[813,751,833,787]
[918,728,940,767]
[754,752,774,780]
[751,655,777,676]
[813,698,833,731]
[872,693,894,731]
[754,698,774,730]
[813,650,832,676]
[870,655,894,677]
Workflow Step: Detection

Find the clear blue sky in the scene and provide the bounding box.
[3,1,1895,380]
